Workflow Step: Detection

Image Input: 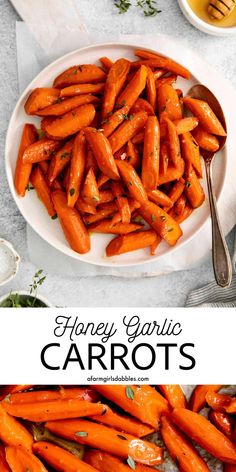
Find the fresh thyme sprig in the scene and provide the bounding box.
[113,0,161,16]
[114,0,132,14]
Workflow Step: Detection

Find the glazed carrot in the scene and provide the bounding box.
[36,94,99,117]
[67,131,86,207]
[159,141,169,176]
[0,404,33,449]
[8,387,99,405]
[22,138,60,164]
[63,165,71,191]
[116,65,148,111]
[83,202,117,225]
[116,160,148,205]
[153,69,166,80]
[134,49,190,79]
[97,173,110,188]
[85,450,159,472]
[158,160,185,185]
[92,385,169,429]
[33,441,97,472]
[132,130,144,144]
[99,57,113,70]
[165,118,182,169]
[156,75,177,89]
[0,445,10,472]
[98,189,114,204]
[106,230,158,256]
[139,200,183,246]
[46,419,164,466]
[102,106,129,137]
[148,189,173,208]
[81,167,100,205]
[126,140,141,168]
[3,398,105,423]
[47,139,74,184]
[183,97,226,136]
[54,64,107,88]
[192,126,220,152]
[142,115,160,191]
[0,385,33,398]
[189,385,223,412]
[14,124,38,196]
[209,410,234,439]
[25,87,60,114]
[52,190,90,253]
[101,58,130,121]
[60,83,105,98]
[174,194,187,216]
[6,446,47,472]
[76,197,97,215]
[45,104,96,139]
[111,181,131,223]
[161,415,210,472]
[111,199,140,225]
[157,84,182,121]
[90,405,155,437]
[159,385,187,409]
[172,408,236,464]
[146,67,157,111]
[174,117,199,135]
[89,220,143,235]
[30,166,56,217]
[184,162,205,208]
[206,391,236,414]
[180,132,202,177]
[84,128,119,179]
[109,111,148,154]
[169,202,193,224]
[131,98,154,116]
[150,234,162,255]
[168,179,185,204]
[38,160,49,175]
[85,146,99,173]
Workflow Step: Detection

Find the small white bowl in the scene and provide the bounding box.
[0,239,20,286]
[0,290,52,307]
[178,0,236,36]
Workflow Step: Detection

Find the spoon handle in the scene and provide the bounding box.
[205,161,232,288]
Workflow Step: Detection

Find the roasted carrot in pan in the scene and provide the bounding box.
[184,162,205,208]
[92,385,169,429]
[157,83,182,121]
[81,167,100,205]
[134,49,191,79]
[47,139,74,184]
[189,385,222,412]
[52,190,90,253]
[0,404,33,449]
[101,58,130,121]
[111,181,131,223]
[25,87,60,115]
[84,128,119,179]
[6,446,47,472]
[35,94,99,117]
[139,200,183,246]
[90,405,155,437]
[192,126,220,152]
[180,132,202,177]
[46,419,164,466]
[209,410,234,439]
[3,398,105,422]
[116,65,148,111]
[126,140,141,168]
[85,450,159,472]
[67,131,86,207]
[183,97,227,136]
[99,57,113,70]
[131,98,154,116]
[30,166,56,217]
[33,441,97,472]
[22,138,60,164]
[54,64,107,88]
[14,124,38,196]
[206,391,236,414]
[159,385,187,409]
[161,415,210,472]
[7,387,99,405]
[172,408,236,464]
[0,445,10,472]
[148,189,173,208]
[60,83,105,98]
[106,230,158,256]
[45,104,96,139]
[142,115,160,191]
[89,220,143,235]
[116,160,148,205]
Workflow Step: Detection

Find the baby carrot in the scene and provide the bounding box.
[192,126,220,152]
[168,179,185,204]
[67,131,86,207]
[161,415,210,472]
[76,197,97,215]
[159,141,169,176]
[134,49,190,79]
[131,98,154,116]
[146,67,157,111]
[6,446,47,472]
[89,220,142,235]
[14,124,38,196]
[139,200,183,246]
[156,75,177,89]
[116,65,148,111]
[209,410,234,439]
[174,117,199,135]
[60,83,105,98]
[46,419,164,466]
[206,391,236,414]
[101,58,130,121]
[36,94,99,117]
[22,138,60,164]
[30,166,56,217]
[157,84,182,121]
[0,445,10,472]
[92,385,169,429]
[183,97,226,136]
[54,64,107,88]
[47,139,74,184]
[142,115,160,191]
[7,387,99,405]
[157,160,185,185]
[109,111,148,154]
[165,118,182,169]
[90,405,154,437]
[111,181,131,224]
[99,57,113,70]
[106,230,158,256]
[3,398,105,422]
[83,202,118,225]
[126,140,141,169]
[85,450,159,472]
[180,132,202,178]
[169,202,193,224]
[81,167,100,205]
[159,385,187,409]
[116,160,148,205]
[25,87,60,114]
[184,162,205,209]
[172,408,236,464]
[33,441,98,472]
[84,128,119,180]
[52,190,90,253]
[0,404,33,449]
[148,189,173,208]
[45,104,96,139]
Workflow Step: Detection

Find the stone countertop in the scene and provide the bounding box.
[0,0,235,307]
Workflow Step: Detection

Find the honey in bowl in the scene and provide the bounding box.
[188,0,236,27]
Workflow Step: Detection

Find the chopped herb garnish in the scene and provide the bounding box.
[49,149,55,156]
[102,118,108,124]
[133,215,143,223]
[26,184,34,191]
[162,105,167,113]
[117,434,128,440]
[114,0,132,14]
[60,152,70,160]
[75,431,88,437]
[51,214,58,220]
[168,227,174,232]
[185,181,191,188]
[126,386,135,400]
[4,393,11,403]
[151,214,156,222]
[127,455,136,470]
[37,129,46,139]
[70,188,75,197]
[160,215,166,221]
[122,113,129,120]
[116,100,126,109]
[54,97,62,104]
[129,114,134,121]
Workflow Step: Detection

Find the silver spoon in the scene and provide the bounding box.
[187,84,232,288]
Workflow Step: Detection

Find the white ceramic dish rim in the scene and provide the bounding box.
[5,41,229,268]
[0,239,20,286]
[0,290,52,307]
[178,0,236,36]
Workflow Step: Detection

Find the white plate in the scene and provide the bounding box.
[5,42,228,267]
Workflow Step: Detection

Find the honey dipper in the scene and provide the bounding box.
[208,0,236,20]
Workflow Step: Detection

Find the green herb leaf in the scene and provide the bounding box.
[126,386,134,400]
[122,113,129,120]
[185,181,191,188]
[129,114,134,121]
[37,129,46,139]
[114,0,132,14]
[26,184,34,191]
[118,434,128,440]
[75,431,88,437]
[151,214,156,222]
[127,455,136,470]
[51,214,58,220]
[54,97,62,104]
[60,152,70,160]
[70,188,75,197]
[4,393,11,402]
